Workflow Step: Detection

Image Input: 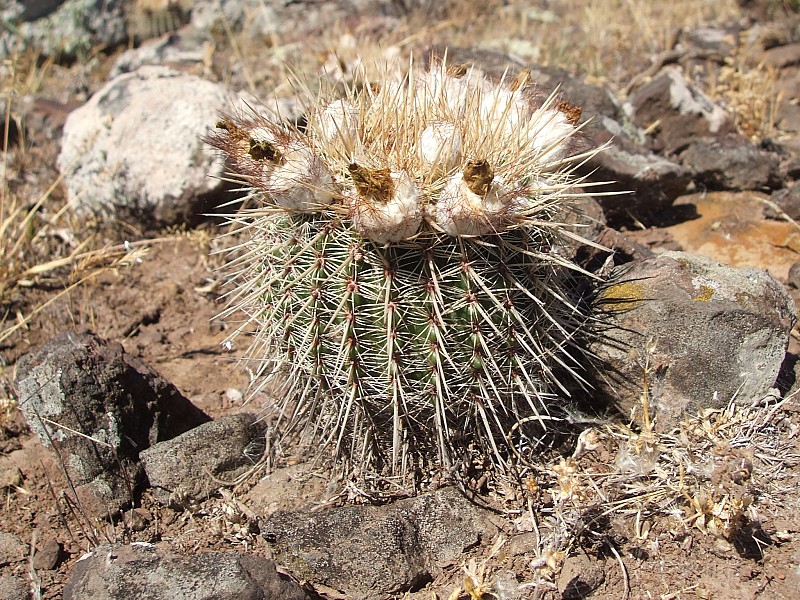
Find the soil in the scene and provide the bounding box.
[2,3,800,599]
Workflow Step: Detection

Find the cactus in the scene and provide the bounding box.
[207,58,605,485]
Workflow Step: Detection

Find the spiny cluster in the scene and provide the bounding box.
[207,57,604,486]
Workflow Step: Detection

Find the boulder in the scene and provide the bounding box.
[62,543,315,600]
[57,66,231,226]
[679,134,781,191]
[140,412,267,507]
[590,252,796,427]
[261,487,491,599]
[13,330,210,516]
[626,65,733,155]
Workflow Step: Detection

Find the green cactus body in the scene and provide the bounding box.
[208,58,603,483]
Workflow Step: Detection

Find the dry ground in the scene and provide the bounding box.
[2,1,800,598]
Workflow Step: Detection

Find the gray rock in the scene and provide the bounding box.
[1,0,127,59]
[585,140,691,226]
[110,34,207,78]
[680,134,780,191]
[62,543,315,600]
[590,252,796,427]
[32,537,62,570]
[766,183,800,221]
[6,1,66,22]
[0,531,26,566]
[13,330,210,516]
[680,26,738,56]
[242,464,328,517]
[140,412,267,507]
[626,65,733,154]
[261,487,490,599]
[0,575,28,600]
[788,262,800,289]
[57,65,231,226]
[763,42,800,69]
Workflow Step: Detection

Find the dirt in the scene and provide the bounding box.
[2,3,800,600]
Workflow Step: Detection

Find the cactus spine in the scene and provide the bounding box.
[208,58,603,485]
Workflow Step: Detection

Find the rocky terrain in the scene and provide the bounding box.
[2,1,800,598]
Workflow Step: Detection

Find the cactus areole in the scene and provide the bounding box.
[207,57,605,488]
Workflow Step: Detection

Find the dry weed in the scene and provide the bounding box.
[706,47,781,141]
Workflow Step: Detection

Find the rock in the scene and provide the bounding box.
[62,543,315,600]
[0,461,22,489]
[590,251,796,427]
[661,191,800,281]
[32,537,63,570]
[680,26,738,56]
[243,464,328,517]
[626,65,733,154]
[57,65,231,227]
[0,575,28,600]
[766,183,800,221]
[0,0,127,59]
[679,134,780,191]
[13,330,210,516]
[110,34,207,78]
[776,99,800,134]
[261,487,490,599]
[763,42,800,69]
[584,141,691,226]
[0,531,26,566]
[789,262,800,289]
[9,1,66,22]
[557,553,605,599]
[140,412,267,507]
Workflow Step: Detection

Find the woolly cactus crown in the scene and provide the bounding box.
[208,56,605,489]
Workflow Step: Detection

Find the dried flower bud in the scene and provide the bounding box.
[315,99,360,151]
[418,121,462,172]
[481,86,531,138]
[348,165,422,243]
[248,127,334,211]
[435,160,514,236]
[522,108,578,163]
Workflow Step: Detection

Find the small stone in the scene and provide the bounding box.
[13,330,210,517]
[788,262,800,289]
[32,538,62,571]
[626,65,733,154]
[140,413,267,507]
[679,134,780,191]
[0,464,22,489]
[124,508,150,532]
[768,184,800,221]
[763,42,800,69]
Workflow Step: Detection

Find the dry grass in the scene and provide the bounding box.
[304,0,743,90]
[707,49,781,141]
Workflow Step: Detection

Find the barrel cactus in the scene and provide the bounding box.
[207,58,604,486]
